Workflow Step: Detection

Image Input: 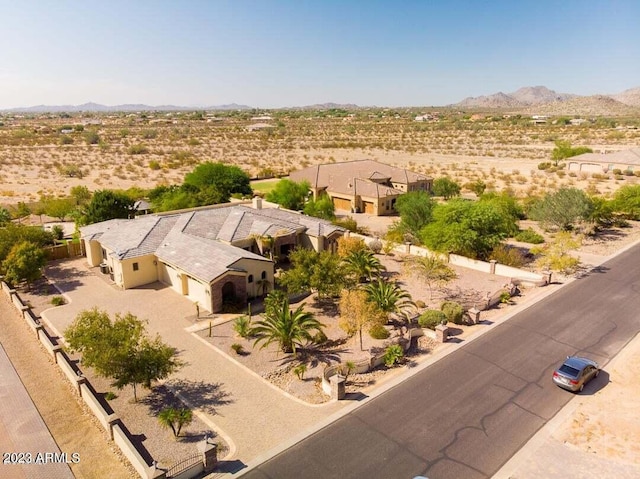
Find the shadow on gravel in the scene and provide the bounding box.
[163,379,234,415]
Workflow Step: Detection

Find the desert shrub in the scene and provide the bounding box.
[337,236,367,258]
[489,244,526,267]
[128,144,149,155]
[368,238,383,254]
[59,135,73,145]
[418,310,447,329]
[51,296,65,306]
[141,129,158,139]
[515,228,544,244]
[332,216,358,232]
[383,344,404,367]
[104,391,118,400]
[293,363,307,380]
[499,291,511,303]
[369,323,390,340]
[149,160,161,170]
[415,300,426,309]
[83,130,100,145]
[440,301,464,325]
[231,343,244,355]
[538,162,552,170]
[612,169,623,175]
[233,315,253,338]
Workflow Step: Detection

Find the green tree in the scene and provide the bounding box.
[0,224,53,265]
[528,188,594,231]
[407,255,457,300]
[0,207,10,225]
[82,190,135,225]
[266,179,310,210]
[432,177,461,199]
[64,309,181,401]
[44,198,75,221]
[343,249,384,283]
[421,199,514,259]
[339,289,386,350]
[158,408,193,438]
[479,192,523,236]
[279,248,345,298]
[184,162,252,198]
[364,279,415,321]
[252,297,325,354]
[465,179,487,197]
[70,185,92,206]
[303,194,335,220]
[612,185,640,220]
[394,191,436,239]
[551,140,593,165]
[2,241,47,289]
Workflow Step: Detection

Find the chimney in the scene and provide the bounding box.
[253,196,262,210]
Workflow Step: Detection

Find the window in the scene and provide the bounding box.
[248,274,254,283]
[261,271,267,280]
[133,262,139,271]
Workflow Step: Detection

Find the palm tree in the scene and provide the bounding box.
[364,279,415,320]
[252,296,325,354]
[158,407,193,438]
[343,249,385,283]
[407,255,457,300]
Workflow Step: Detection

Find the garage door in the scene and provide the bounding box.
[363,201,375,214]
[332,197,351,211]
[579,163,602,173]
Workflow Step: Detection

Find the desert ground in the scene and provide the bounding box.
[1,111,640,207]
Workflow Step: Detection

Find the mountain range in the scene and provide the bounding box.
[2,86,640,114]
[453,85,640,113]
[2,102,254,113]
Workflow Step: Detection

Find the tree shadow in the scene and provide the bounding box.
[163,379,234,416]
[574,264,610,280]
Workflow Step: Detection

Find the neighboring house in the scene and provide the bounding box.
[566,147,640,174]
[289,159,432,216]
[246,123,274,132]
[134,199,152,215]
[80,198,345,314]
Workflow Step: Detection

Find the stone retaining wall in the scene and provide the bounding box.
[0,280,217,479]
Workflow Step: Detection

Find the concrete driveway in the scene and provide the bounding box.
[41,258,344,467]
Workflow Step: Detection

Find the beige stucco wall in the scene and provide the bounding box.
[120,255,158,289]
[84,239,103,267]
[186,275,211,312]
[233,258,274,299]
[159,261,183,295]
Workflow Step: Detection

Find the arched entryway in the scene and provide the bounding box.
[221,281,237,304]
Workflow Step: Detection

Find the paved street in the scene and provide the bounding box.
[0,343,75,479]
[240,243,640,479]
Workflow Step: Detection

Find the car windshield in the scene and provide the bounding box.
[559,364,581,377]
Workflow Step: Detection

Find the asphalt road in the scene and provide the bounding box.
[241,243,640,479]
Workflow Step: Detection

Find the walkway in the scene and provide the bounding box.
[41,258,345,467]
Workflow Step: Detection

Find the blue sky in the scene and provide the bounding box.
[1,0,639,108]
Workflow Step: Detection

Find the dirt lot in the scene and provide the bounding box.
[0,294,136,479]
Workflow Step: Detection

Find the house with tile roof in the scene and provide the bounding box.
[289,159,432,215]
[566,147,640,174]
[80,198,345,314]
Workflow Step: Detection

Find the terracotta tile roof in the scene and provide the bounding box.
[290,159,430,189]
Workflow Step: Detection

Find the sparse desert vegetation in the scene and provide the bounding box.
[1,108,639,208]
